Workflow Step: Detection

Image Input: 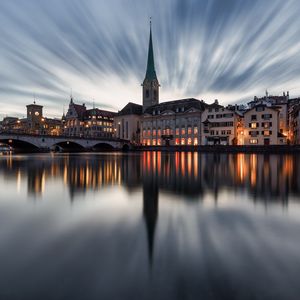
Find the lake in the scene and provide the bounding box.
[0,152,300,300]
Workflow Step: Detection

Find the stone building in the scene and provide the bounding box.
[243,104,286,145]
[0,101,61,135]
[114,102,142,144]
[63,97,116,138]
[141,98,206,146]
[201,101,243,145]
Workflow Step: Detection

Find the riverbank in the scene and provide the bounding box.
[134,145,300,153]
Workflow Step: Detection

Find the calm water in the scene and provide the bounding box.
[0,152,300,300]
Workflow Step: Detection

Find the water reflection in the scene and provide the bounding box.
[0,153,300,300]
[0,152,299,203]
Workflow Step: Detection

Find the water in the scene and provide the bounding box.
[0,152,300,300]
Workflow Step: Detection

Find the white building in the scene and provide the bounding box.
[243,104,286,145]
[201,101,243,145]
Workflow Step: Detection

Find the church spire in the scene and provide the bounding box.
[145,18,157,81]
[142,18,160,111]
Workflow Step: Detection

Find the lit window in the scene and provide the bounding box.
[181,127,186,135]
[187,126,192,135]
[187,138,192,145]
[157,128,161,136]
[194,138,198,145]
[250,139,258,144]
[251,123,257,129]
[263,130,270,136]
[181,138,185,145]
[194,126,198,134]
[175,127,179,135]
[152,139,156,145]
[147,139,151,146]
[157,139,161,145]
[175,138,180,145]
[153,129,156,136]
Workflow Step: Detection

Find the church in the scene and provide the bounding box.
[114,22,209,146]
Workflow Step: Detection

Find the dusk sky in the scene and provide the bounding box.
[1,0,300,118]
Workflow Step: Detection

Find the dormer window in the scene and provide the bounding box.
[146,90,150,98]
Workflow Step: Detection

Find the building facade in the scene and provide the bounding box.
[201,101,243,145]
[243,104,286,145]
[63,98,116,138]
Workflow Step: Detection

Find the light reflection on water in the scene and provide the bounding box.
[0,152,300,300]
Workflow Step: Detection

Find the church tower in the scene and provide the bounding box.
[142,19,160,111]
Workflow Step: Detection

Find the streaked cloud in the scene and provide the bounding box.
[1,0,300,118]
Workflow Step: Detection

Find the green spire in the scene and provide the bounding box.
[145,19,157,81]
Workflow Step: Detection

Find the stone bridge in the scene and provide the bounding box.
[0,133,131,151]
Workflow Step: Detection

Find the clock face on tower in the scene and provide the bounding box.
[35,111,40,116]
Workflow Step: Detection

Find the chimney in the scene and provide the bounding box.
[283,92,286,97]
[287,91,289,99]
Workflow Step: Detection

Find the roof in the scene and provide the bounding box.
[144,23,157,81]
[73,104,87,117]
[86,108,116,118]
[144,98,208,115]
[118,102,143,116]
[244,103,280,114]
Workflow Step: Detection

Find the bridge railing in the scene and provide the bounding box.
[0,131,130,143]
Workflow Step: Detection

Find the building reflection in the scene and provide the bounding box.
[1,152,300,264]
[0,152,300,203]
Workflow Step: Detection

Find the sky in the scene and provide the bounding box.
[1,0,300,119]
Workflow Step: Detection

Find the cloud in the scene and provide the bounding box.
[1,0,300,117]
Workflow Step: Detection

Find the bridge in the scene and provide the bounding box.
[0,133,131,152]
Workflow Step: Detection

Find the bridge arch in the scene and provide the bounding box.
[51,141,85,152]
[92,142,115,151]
[0,138,40,152]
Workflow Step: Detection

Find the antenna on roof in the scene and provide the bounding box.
[70,88,73,103]
[93,99,95,109]
[33,93,36,104]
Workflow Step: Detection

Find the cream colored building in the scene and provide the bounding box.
[141,98,206,146]
[201,101,243,145]
[243,104,286,145]
[114,102,142,144]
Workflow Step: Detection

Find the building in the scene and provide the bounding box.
[201,101,243,145]
[114,102,143,144]
[116,20,207,146]
[243,104,286,145]
[141,98,206,146]
[0,101,62,136]
[63,97,116,138]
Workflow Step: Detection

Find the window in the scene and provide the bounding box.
[181,138,185,145]
[263,130,271,136]
[152,129,156,136]
[187,138,192,145]
[157,139,161,145]
[262,114,272,120]
[187,126,192,134]
[221,130,226,135]
[251,122,258,129]
[194,138,198,145]
[194,126,198,134]
[227,130,231,134]
[152,139,156,146]
[256,106,265,112]
[208,115,214,119]
[157,128,161,136]
[251,115,257,120]
[175,127,179,135]
[146,90,149,98]
[181,126,186,135]
[250,139,258,144]
[175,138,180,145]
